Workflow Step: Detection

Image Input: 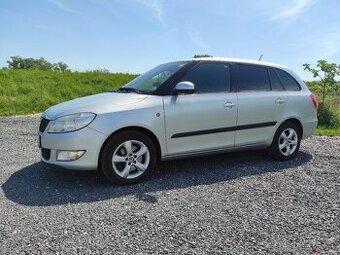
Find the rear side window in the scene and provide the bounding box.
[268,68,284,91]
[238,64,270,91]
[180,62,230,93]
[276,69,300,91]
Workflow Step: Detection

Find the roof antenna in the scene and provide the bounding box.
[258,54,263,61]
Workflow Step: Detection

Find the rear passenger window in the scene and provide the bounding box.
[238,64,270,91]
[268,68,284,91]
[276,69,300,91]
[180,62,230,93]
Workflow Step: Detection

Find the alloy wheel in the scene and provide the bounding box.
[278,128,298,156]
[111,140,150,179]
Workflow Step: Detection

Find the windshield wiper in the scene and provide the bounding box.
[115,87,143,94]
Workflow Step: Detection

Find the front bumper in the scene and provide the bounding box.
[39,126,107,170]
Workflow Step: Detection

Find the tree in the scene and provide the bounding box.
[303,60,340,108]
[6,56,70,72]
[7,56,25,69]
[90,68,110,73]
[53,62,69,72]
[36,57,53,71]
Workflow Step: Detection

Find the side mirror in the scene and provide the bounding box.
[174,81,195,94]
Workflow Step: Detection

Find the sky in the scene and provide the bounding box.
[0,0,339,80]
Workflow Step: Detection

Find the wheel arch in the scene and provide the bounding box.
[268,117,303,160]
[268,117,304,146]
[98,126,162,169]
[279,118,303,138]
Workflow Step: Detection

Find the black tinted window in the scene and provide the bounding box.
[269,68,284,91]
[238,64,270,91]
[180,62,230,93]
[276,69,300,91]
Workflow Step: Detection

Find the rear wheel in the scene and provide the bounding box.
[100,130,158,184]
[268,121,301,161]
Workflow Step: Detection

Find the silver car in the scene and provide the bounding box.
[39,57,318,184]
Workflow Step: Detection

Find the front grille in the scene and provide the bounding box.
[39,118,50,133]
[41,148,51,160]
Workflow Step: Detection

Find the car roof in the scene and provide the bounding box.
[188,57,288,69]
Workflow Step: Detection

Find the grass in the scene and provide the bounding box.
[306,83,340,136]
[0,69,137,116]
[0,69,339,136]
[314,126,340,136]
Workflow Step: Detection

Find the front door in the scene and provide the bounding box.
[163,62,237,156]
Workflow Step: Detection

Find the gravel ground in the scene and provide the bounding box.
[0,116,339,254]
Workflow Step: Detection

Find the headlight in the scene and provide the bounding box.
[48,113,96,133]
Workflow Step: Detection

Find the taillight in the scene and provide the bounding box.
[310,93,318,109]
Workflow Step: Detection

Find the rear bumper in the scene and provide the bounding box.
[39,126,107,170]
[302,119,318,139]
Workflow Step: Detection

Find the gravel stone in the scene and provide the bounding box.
[0,116,339,254]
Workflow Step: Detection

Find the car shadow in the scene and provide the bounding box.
[2,150,313,206]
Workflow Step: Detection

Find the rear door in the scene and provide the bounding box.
[235,64,280,146]
[163,62,237,156]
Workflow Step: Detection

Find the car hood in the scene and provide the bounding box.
[43,92,148,120]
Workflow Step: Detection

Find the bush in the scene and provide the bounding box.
[317,105,340,128]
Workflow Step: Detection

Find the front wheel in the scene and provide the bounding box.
[268,122,301,161]
[100,130,158,184]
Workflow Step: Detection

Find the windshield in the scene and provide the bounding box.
[121,61,189,93]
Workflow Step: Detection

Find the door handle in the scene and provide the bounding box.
[275,98,285,104]
[224,102,236,109]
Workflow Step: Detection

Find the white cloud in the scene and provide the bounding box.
[312,32,340,58]
[293,31,340,60]
[48,0,79,14]
[137,0,165,26]
[269,0,317,21]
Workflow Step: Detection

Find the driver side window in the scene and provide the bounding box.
[180,62,231,93]
[140,71,173,90]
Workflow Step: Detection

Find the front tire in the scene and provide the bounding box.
[100,130,158,184]
[268,121,301,161]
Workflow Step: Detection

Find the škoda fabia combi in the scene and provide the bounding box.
[39,57,318,184]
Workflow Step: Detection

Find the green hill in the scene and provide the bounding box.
[0,69,137,116]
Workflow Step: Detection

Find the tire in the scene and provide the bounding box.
[100,130,158,184]
[268,121,301,161]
